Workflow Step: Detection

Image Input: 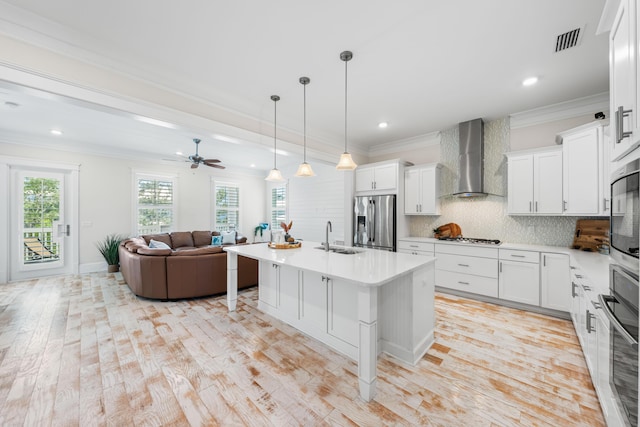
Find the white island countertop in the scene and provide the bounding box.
[224,241,435,287]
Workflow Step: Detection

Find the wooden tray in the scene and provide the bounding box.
[268,242,302,249]
[572,219,609,252]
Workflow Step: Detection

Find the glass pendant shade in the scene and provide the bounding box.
[295,162,315,177]
[265,94,285,182]
[336,152,358,170]
[265,167,284,182]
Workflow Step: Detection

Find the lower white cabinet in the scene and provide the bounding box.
[570,264,625,427]
[499,254,540,305]
[435,244,498,298]
[540,253,570,311]
[300,271,327,332]
[259,261,300,319]
[398,239,434,256]
[327,276,358,346]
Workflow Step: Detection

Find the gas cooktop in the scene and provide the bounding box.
[437,236,502,245]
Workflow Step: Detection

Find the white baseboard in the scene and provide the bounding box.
[79,261,106,274]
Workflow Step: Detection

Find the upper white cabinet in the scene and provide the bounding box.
[559,122,609,216]
[404,163,441,215]
[355,161,398,193]
[506,147,563,215]
[610,0,640,161]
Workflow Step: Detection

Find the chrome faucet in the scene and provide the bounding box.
[325,221,332,251]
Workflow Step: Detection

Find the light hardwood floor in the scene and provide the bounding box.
[0,273,604,426]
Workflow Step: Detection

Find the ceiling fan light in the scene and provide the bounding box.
[265,168,285,182]
[295,162,315,177]
[336,152,357,170]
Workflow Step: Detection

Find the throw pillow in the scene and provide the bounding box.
[149,239,171,250]
[221,231,236,245]
[211,235,223,246]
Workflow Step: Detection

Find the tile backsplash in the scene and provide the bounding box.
[408,117,588,247]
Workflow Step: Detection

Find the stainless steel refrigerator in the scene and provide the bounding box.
[354,195,396,251]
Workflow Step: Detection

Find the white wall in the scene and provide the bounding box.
[0,141,266,272]
[276,161,347,244]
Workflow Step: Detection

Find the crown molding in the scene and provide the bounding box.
[509,92,610,129]
[367,131,441,157]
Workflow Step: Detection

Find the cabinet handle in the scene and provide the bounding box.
[409,245,419,248]
[616,106,633,143]
[543,255,546,267]
[458,281,470,285]
[416,204,419,212]
[571,281,578,298]
[583,285,592,291]
[458,263,469,267]
[575,274,583,279]
[529,201,532,212]
[499,262,502,273]
[510,254,526,258]
[603,198,609,211]
[586,309,596,334]
[535,201,538,212]
[563,200,567,211]
[419,204,422,212]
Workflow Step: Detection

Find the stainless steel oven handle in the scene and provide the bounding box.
[598,294,639,349]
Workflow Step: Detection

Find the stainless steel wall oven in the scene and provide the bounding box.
[611,159,640,274]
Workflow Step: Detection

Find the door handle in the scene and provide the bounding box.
[571,281,578,298]
[616,106,633,143]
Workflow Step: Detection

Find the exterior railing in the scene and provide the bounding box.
[23,228,59,263]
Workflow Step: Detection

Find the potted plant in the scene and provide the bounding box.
[96,233,126,273]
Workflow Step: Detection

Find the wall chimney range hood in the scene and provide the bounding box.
[455,118,487,197]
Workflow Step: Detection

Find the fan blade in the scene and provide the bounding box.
[205,163,226,169]
[190,163,199,169]
[203,159,221,164]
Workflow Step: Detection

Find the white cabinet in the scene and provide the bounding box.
[327,276,358,346]
[397,239,434,256]
[404,164,441,215]
[506,147,563,215]
[540,253,571,311]
[300,271,327,333]
[560,122,608,216]
[435,244,498,298]
[498,249,540,306]
[258,261,299,319]
[259,260,278,308]
[610,0,640,161]
[355,162,398,193]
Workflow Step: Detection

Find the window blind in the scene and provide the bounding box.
[215,182,240,231]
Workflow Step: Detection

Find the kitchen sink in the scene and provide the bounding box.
[314,246,362,255]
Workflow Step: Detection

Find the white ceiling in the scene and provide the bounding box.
[0,0,610,172]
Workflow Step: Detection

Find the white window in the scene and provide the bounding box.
[271,184,287,230]
[134,173,176,235]
[214,181,240,232]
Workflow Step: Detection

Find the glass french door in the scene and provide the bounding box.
[10,168,72,280]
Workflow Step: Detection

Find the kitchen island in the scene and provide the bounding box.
[224,242,436,401]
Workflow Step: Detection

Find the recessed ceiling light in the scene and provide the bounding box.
[522,77,538,86]
[378,122,388,129]
[50,129,63,135]
[250,163,256,168]
[175,151,183,156]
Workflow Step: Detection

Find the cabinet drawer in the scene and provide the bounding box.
[436,270,498,298]
[398,240,434,253]
[435,244,498,258]
[399,249,433,257]
[436,253,498,278]
[499,249,539,263]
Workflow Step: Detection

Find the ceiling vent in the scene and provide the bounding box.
[555,27,583,52]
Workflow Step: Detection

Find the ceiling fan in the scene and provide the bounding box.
[185,138,225,169]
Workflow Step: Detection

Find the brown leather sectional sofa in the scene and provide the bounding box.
[119,230,258,300]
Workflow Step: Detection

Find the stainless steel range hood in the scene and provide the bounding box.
[454,118,487,197]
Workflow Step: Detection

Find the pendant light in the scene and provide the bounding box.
[295,76,315,177]
[265,95,285,182]
[336,50,358,170]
